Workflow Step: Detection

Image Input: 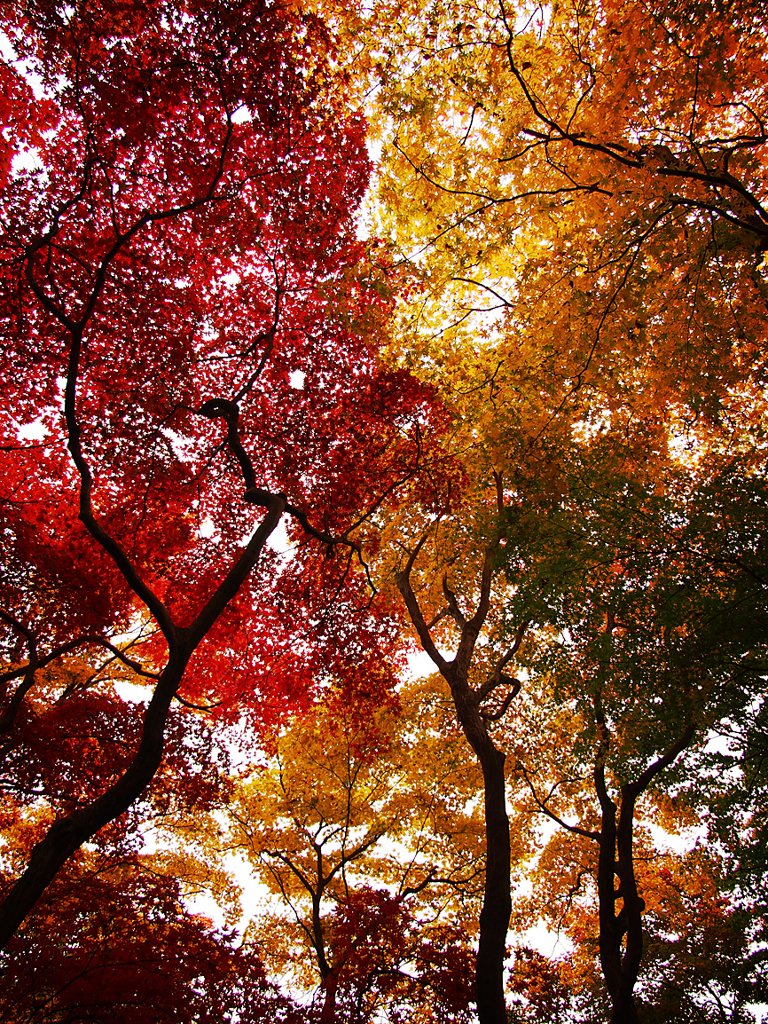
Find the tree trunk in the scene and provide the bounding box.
[0,495,287,947]
[593,720,695,1023]
[439,667,512,1023]
[0,649,190,948]
[397,540,514,1024]
[319,973,338,1024]
[446,622,512,1024]
[474,741,512,1024]
[595,764,645,1024]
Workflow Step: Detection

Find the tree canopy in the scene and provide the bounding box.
[1,0,767,1021]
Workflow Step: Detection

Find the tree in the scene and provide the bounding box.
[228,680,481,1023]
[0,848,300,1024]
[0,0,441,943]
[4,0,768,1018]
[394,492,528,1024]
[384,413,768,1021]
[0,656,296,1022]
[369,0,767,410]
[495,433,768,1018]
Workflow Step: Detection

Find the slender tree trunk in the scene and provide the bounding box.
[595,775,622,1002]
[437,657,512,1023]
[440,666,512,1023]
[397,537,514,1024]
[595,748,646,1024]
[593,715,695,1024]
[595,808,643,1023]
[446,600,512,1023]
[319,973,338,1024]
[595,784,643,1024]
[0,497,286,947]
[0,648,190,948]
[612,787,645,1024]
[312,871,337,1024]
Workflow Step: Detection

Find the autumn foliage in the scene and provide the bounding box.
[0,0,440,968]
[2,0,768,1021]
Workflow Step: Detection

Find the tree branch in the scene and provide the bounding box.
[517,763,600,841]
[442,576,467,629]
[475,620,528,701]
[396,533,451,674]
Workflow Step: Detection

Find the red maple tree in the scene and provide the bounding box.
[0,0,440,944]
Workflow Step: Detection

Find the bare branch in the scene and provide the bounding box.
[442,575,467,629]
[0,611,38,734]
[476,620,528,701]
[518,763,600,842]
[624,723,696,801]
[481,687,520,722]
[396,533,451,674]
[425,607,451,631]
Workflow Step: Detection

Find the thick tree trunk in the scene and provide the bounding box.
[474,742,512,1024]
